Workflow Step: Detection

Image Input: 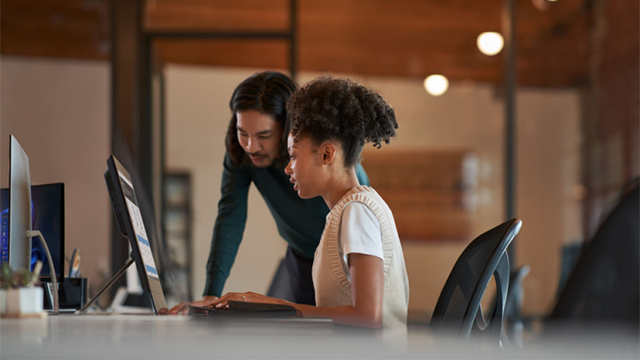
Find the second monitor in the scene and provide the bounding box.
[0,183,65,284]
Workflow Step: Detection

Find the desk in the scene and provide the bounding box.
[1,315,638,359]
[2,315,410,359]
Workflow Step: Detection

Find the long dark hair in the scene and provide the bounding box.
[225,71,297,167]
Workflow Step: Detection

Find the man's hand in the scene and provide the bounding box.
[169,295,219,315]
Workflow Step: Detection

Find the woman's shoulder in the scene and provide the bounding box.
[335,186,383,209]
[342,201,378,219]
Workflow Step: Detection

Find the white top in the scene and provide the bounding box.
[338,202,383,279]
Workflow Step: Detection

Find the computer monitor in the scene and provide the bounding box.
[0,183,65,283]
[105,155,167,313]
[8,135,32,271]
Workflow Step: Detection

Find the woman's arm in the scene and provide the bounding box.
[297,253,384,328]
[213,253,384,328]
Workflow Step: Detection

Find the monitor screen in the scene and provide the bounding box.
[0,183,65,283]
[118,174,159,280]
[1,212,8,265]
[105,155,167,313]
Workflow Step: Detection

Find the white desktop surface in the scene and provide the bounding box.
[1,314,410,359]
[1,314,638,359]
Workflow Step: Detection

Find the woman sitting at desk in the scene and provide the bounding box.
[212,76,410,329]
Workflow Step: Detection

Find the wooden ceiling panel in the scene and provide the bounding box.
[295,0,589,86]
[144,0,290,32]
[1,0,591,87]
[154,40,289,70]
[1,0,109,60]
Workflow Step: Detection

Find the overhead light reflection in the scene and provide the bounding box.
[477,32,504,56]
[424,75,449,96]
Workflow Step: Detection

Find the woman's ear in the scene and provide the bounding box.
[321,143,337,165]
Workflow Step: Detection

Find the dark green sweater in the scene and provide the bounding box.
[203,154,370,297]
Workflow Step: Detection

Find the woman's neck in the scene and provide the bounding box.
[322,168,361,210]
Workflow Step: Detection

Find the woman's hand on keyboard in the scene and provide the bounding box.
[169,295,219,315]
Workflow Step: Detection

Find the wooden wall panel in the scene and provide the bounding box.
[362,149,476,241]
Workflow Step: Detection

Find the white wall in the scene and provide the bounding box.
[515,89,583,312]
[0,56,111,293]
[165,65,582,315]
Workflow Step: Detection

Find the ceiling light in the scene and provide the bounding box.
[477,32,504,56]
[424,75,449,96]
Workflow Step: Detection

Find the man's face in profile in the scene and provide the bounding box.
[236,110,283,168]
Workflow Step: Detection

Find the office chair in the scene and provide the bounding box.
[550,182,639,324]
[430,218,522,343]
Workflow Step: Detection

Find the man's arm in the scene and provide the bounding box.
[203,153,252,297]
[170,154,252,315]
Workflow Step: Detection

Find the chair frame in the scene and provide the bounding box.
[431,218,522,342]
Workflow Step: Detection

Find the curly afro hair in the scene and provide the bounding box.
[287,76,398,168]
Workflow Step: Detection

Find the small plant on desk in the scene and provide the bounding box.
[0,261,45,317]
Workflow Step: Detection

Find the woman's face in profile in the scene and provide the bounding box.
[236,110,283,168]
[284,133,323,199]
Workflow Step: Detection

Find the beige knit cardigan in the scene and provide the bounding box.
[312,185,410,328]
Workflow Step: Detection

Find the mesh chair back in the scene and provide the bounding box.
[431,218,522,340]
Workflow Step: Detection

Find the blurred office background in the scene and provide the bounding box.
[0,0,637,318]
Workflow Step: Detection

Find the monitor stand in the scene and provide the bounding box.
[27,230,58,315]
[74,257,134,315]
